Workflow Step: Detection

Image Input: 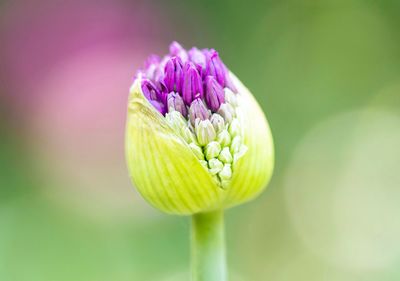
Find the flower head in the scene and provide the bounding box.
[126,42,274,215]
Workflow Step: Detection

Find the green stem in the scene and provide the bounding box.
[191,210,227,281]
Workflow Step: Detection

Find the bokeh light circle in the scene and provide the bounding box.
[285,109,400,272]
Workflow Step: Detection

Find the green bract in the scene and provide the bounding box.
[125,72,274,215]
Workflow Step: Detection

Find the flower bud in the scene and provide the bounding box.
[206,49,226,86]
[189,47,206,75]
[208,158,224,175]
[230,135,241,154]
[228,118,241,137]
[189,98,210,126]
[141,79,168,115]
[169,41,188,63]
[165,110,187,132]
[217,129,231,147]
[141,79,160,101]
[126,42,274,215]
[224,73,238,93]
[218,147,233,164]
[204,141,221,160]
[210,113,225,133]
[181,127,197,144]
[167,92,187,116]
[183,62,203,105]
[224,88,238,107]
[149,99,166,115]
[205,76,225,111]
[233,144,248,164]
[220,180,230,189]
[164,57,184,94]
[144,54,161,80]
[218,103,235,123]
[218,164,232,180]
[195,119,216,146]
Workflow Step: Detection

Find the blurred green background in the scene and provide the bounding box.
[1,0,400,280]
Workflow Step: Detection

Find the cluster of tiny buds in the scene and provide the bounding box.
[138,42,247,188]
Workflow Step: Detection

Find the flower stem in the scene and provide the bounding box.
[191,210,227,281]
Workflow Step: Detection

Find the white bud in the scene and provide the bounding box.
[195,119,216,146]
[204,141,222,160]
[220,180,230,189]
[189,142,204,160]
[210,113,225,133]
[217,103,235,123]
[218,164,232,180]
[230,136,241,154]
[208,158,224,175]
[228,118,241,137]
[233,144,248,164]
[165,111,187,132]
[217,129,231,147]
[224,88,238,107]
[181,127,197,144]
[218,147,233,163]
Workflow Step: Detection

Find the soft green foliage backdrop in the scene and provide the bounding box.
[0,0,399,280]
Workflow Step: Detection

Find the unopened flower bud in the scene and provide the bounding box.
[225,73,238,93]
[149,99,166,115]
[181,127,197,144]
[230,136,241,154]
[144,54,161,80]
[218,164,232,180]
[210,113,225,133]
[205,76,225,111]
[127,41,274,215]
[183,62,203,105]
[218,147,233,163]
[189,98,210,126]
[189,47,206,74]
[164,57,184,93]
[204,141,221,160]
[169,41,188,63]
[220,180,230,189]
[141,79,160,101]
[195,119,216,146]
[217,129,231,147]
[206,49,226,86]
[218,103,235,123]
[224,88,238,107]
[189,142,204,160]
[233,144,248,164]
[144,54,160,67]
[165,111,186,132]
[208,158,223,175]
[228,118,241,137]
[167,92,187,116]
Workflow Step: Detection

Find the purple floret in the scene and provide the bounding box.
[205,76,225,112]
[182,62,203,106]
